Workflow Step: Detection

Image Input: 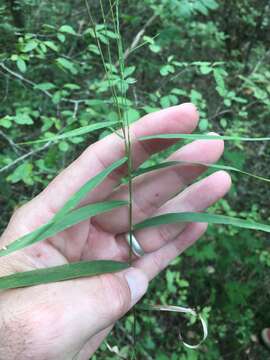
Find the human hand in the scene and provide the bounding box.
[0,103,231,360]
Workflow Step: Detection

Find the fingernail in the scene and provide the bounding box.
[124,268,148,307]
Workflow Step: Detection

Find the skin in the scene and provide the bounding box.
[0,103,231,360]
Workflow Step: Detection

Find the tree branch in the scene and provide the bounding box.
[0,130,22,155]
[0,62,88,106]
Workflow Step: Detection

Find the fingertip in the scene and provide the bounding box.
[207,131,225,152]
[214,170,232,192]
[172,222,208,254]
[124,267,149,306]
[177,102,200,129]
[195,222,208,235]
[185,222,208,242]
[134,103,200,151]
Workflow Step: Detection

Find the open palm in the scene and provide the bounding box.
[0,103,231,360]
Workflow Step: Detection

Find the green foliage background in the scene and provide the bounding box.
[1,0,270,359]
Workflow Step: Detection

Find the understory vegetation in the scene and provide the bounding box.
[1,0,270,359]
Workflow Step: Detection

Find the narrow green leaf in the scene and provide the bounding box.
[0,159,127,258]
[0,200,128,257]
[0,260,129,289]
[20,121,118,144]
[44,40,59,52]
[54,157,127,220]
[134,212,270,233]
[140,133,270,142]
[132,160,270,183]
[49,200,128,235]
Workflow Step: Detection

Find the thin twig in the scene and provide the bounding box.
[209,109,233,120]
[117,323,154,360]
[72,101,79,119]
[0,141,52,173]
[0,130,22,155]
[1,73,10,103]
[123,14,157,61]
[0,62,88,105]
[67,20,86,57]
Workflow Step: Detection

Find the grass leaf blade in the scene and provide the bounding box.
[134,212,270,233]
[140,133,270,142]
[54,156,127,220]
[0,260,129,289]
[47,200,128,237]
[0,200,128,257]
[133,160,270,183]
[21,121,118,145]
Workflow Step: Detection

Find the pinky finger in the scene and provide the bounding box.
[133,222,207,281]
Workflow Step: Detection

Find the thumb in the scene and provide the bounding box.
[86,267,149,333]
[54,267,149,341]
[123,267,149,307]
[0,268,148,360]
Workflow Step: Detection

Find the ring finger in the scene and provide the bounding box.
[116,170,231,259]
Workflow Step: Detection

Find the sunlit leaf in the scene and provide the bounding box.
[56,57,77,74]
[16,58,27,72]
[22,40,38,52]
[59,25,77,35]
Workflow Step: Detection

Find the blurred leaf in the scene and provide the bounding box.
[44,40,59,52]
[14,112,33,125]
[7,162,33,185]
[58,141,69,151]
[160,64,175,76]
[16,57,26,72]
[56,57,77,74]
[59,24,76,35]
[22,40,38,52]
[34,82,56,91]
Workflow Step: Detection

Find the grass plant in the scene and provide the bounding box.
[1,0,270,355]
